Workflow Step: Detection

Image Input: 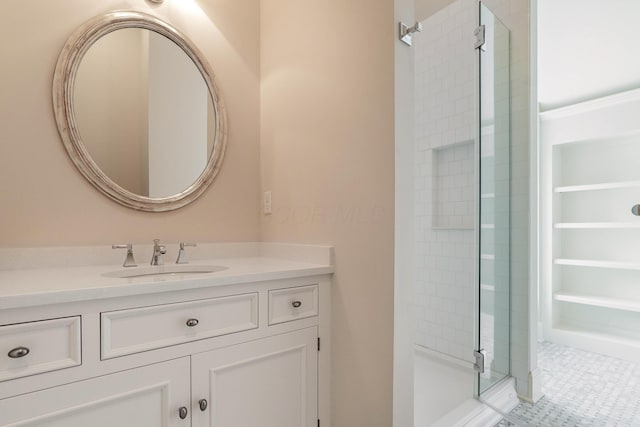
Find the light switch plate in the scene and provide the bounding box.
[263,191,272,215]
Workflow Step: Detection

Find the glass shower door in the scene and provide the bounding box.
[476,2,511,396]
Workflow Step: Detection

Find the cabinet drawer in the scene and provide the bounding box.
[269,285,319,325]
[101,293,258,359]
[0,316,82,382]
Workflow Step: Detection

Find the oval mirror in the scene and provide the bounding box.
[53,11,227,211]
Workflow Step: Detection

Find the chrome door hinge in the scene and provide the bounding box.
[473,350,485,373]
[317,338,321,351]
[474,25,486,50]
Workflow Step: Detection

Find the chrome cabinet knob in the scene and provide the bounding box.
[186,318,199,327]
[199,399,208,411]
[292,301,302,308]
[8,347,30,359]
[178,406,188,419]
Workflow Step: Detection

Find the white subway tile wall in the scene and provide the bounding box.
[414,0,477,363]
[433,142,475,229]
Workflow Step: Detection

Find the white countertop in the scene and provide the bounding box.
[0,243,334,310]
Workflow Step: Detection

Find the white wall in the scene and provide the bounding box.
[414,347,475,425]
[394,0,416,423]
[415,0,457,21]
[538,0,640,110]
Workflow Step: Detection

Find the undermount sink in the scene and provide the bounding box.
[102,264,228,279]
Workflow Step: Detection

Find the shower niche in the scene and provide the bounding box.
[432,141,475,230]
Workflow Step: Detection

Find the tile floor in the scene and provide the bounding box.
[496,342,640,426]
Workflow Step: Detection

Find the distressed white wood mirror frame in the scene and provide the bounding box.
[53,11,227,212]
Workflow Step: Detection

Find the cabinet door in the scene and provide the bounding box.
[0,357,190,427]
[191,327,318,427]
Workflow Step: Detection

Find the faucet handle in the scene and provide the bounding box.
[112,244,137,268]
[176,242,197,264]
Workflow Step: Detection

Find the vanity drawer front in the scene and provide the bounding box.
[269,284,319,325]
[101,293,258,359]
[0,316,82,382]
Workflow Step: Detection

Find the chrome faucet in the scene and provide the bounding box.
[150,239,167,265]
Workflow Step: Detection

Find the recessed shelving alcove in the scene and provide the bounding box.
[540,88,640,361]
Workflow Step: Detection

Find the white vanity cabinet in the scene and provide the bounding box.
[100,292,260,360]
[0,329,319,427]
[191,327,318,427]
[0,266,331,427]
[0,357,191,426]
[0,316,82,382]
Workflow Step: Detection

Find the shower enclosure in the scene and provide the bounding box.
[411,1,513,423]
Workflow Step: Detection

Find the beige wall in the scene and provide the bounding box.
[0,0,261,246]
[260,0,395,425]
[1,0,398,423]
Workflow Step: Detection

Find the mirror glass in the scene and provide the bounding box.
[74,28,215,198]
[54,12,226,211]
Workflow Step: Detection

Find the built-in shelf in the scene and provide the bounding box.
[540,88,640,118]
[554,181,640,193]
[554,292,640,313]
[480,254,495,261]
[555,222,640,229]
[547,130,640,148]
[480,284,495,292]
[555,258,640,271]
[481,193,495,199]
[480,224,495,229]
[542,87,640,362]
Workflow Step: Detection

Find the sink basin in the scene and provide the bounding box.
[103,264,228,279]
